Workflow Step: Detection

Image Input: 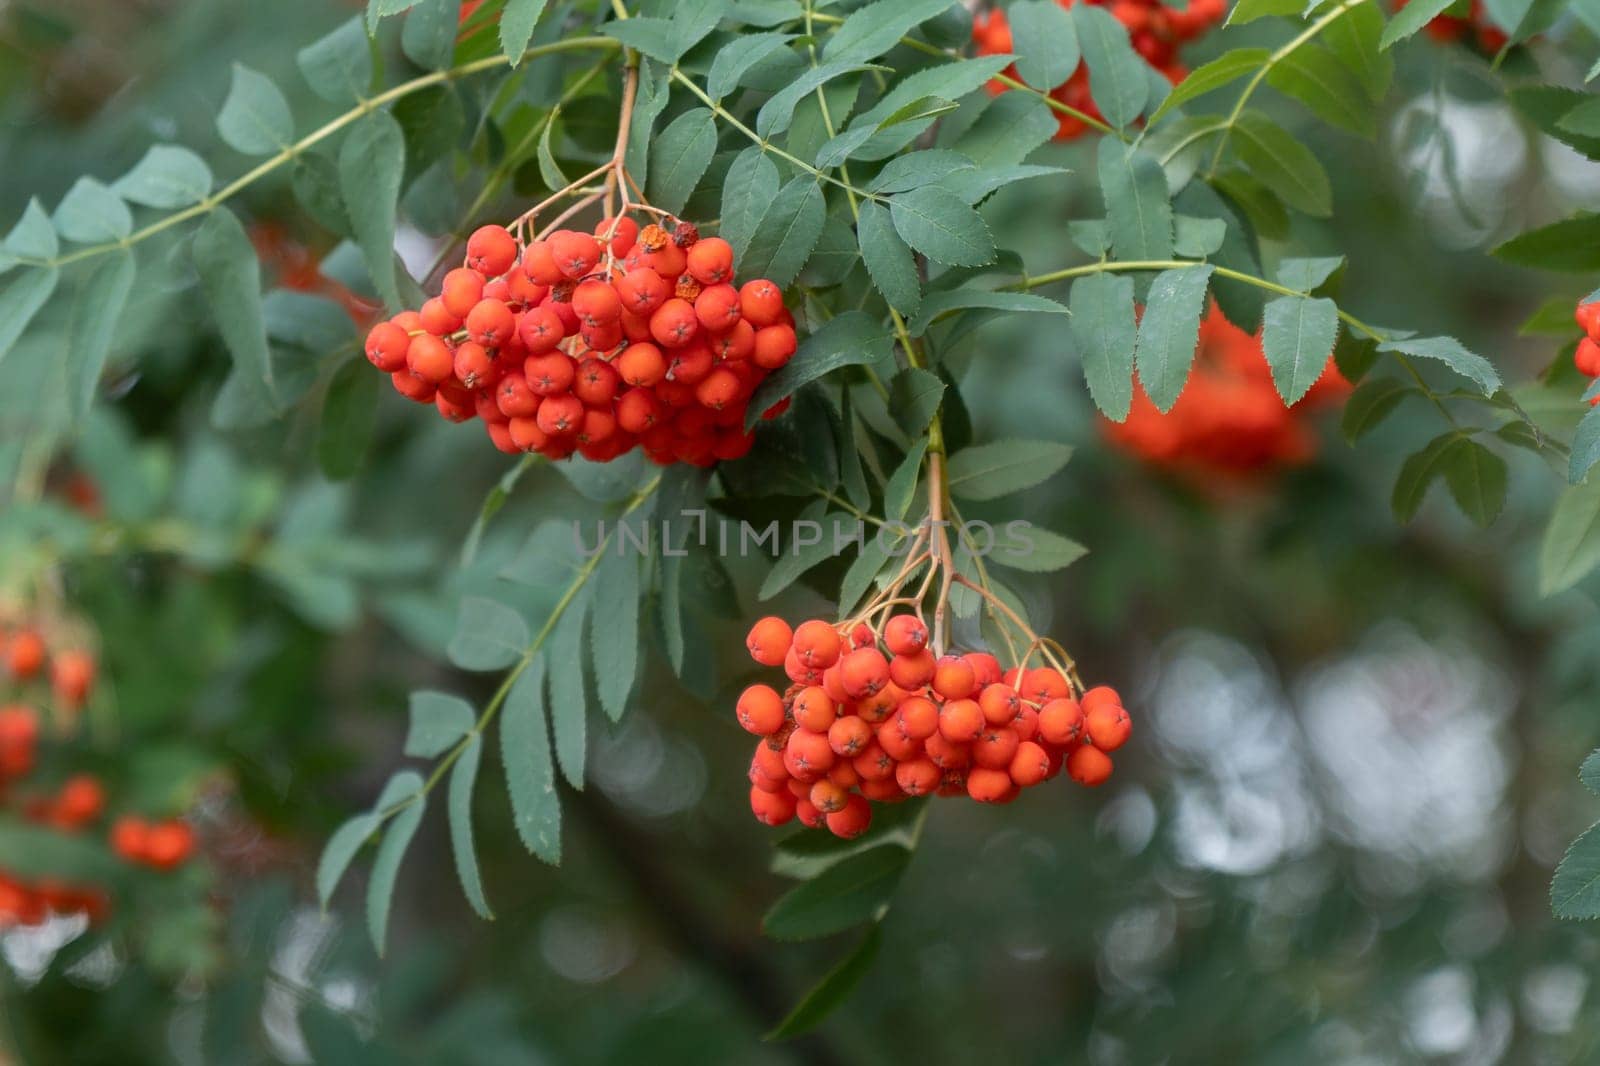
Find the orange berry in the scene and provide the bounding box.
[793,686,838,733]
[6,630,45,680]
[888,648,935,689]
[694,284,742,332]
[964,652,1002,687]
[937,698,984,743]
[1038,697,1085,746]
[826,793,872,839]
[614,266,671,315]
[809,779,848,814]
[783,728,835,781]
[895,757,940,796]
[966,767,1013,804]
[740,279,785,326]
[1086,704,1132,752]
[595,215,639,255]
[883,615,928,656]
[972,726,1020,770]
[617,342,667,387]
[649,298,700,348]
[548,230,602,279]
[50,650,96,708]
[840,647,890,699]
[1067,745,1114,786]
[365,321,411,372]
[1021,667,1070,706]
[877,719,921,761]
[466,225,518,277]
[441,267,486,318]
[745,616,793,666]
[792,620,843,668]
[1578,299,1600,340]
[979,683,1020,726]
[1009,741,1050,788]
[750,785,797,826]
[465,298,516,347]
[143,821,196,870]
[736,684,786,736]
[685,237,735,285]
[828,715,872,757]
[1577,338,1600,377]
[1081,685,1122,715]
[895,695,940,740]
[853,742,894,781]
[110,816,149,863]
[751,324,797,369]
[932,656,976,700]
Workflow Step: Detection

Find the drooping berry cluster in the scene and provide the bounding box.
[737,613,1132,838]
[1574,300,1600,406]
[973,0,1226,140]
[363,217,799,467]
[1103,304,1350,476]
[1393,0,1509,53]
[0,621,196,931]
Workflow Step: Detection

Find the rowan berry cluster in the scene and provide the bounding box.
[1394,0,1508,53]
[363,216,798,467]
[1573,299,1600,405]
[1103,304,1350,476]
[737,612,1131,837]
[973,0,1226,140]
[0,620,196,931]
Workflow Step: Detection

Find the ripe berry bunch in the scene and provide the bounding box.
[109,816,198,871]
[1393,0,1509,53]
[1103,304,1350,477]
[737,612,1132,838]
[973,0,1226,140]
[1573,299,1600,405]
[363,215,799,467]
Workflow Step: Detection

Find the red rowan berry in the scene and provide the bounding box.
[406,334,454,384]
[686,237,735,285]
[895,695,940,741]
[46,649,94,709]
[978,683,1020,727]
[672,220,700,247]
[889,648,936,689]
[924,731,971,770]
[515,305,561,353]
[466,225,517,277]
[937,698,984,743]
[391,370,436,403]
[884,615,929,656]
[507,416,548,452]
[436,389,475,423]
[828,715,871,757]
[972,726,1020,770]
[853,742,894,780]
[1067,745,1113,787]
[548,230,602,279]
[784,728,835,781]
[1009,741,1050,788]
[419,297,462,336]
[1086,704,1132,752]
[740,279,785,326]
[932,656,976,701]
[503,270,547,309]
[453,341,500,390]
[441,267,486,318]
[809,779,848,814]
[965,652,1002,688]
[786,777,811,800]
[596,215,639,255]
[860,776,906,803]
[1022,668,1070,706]
[668,344,714,385]
[1012,703,1039,742]
[736,684,786,736]
[745,616,793,667]
[614,267,670,315]
[392,310,424,332]
[1081,685,1122,715]
[795,797,826,828]
[822,664,850,704]
[638,224,670,252]
[694,284,742,332]
[650,298,700,348]
[695,368,742,411]
[793,686,837,733]
[365,321,411,372]
[966,766,1012,804]
[616,342,666,387]
[615,388,662,433]
[497,373,540,418]
[753,740,789,782]
[750,760,785,793]
[826,793,872,839]
[855,687,898,724]
[709,319,757,362]
[1038,697,1084,746]
[465,298,516,347]
[752,324,798,369]
[521,240,564,285]
[487,421,519,454]
[1578,299,1600,340]
[850,623,876,649]
[840,647,890,699]
[750,785,797,826]
[793,620,843,668]
[644,241,687,278]
[675,275,704,303]
[110,816,148,862]
[525,352,576,396]
[536,393,584,436]
[785,646,825,686]
[895,757,940,796]
[1577,338,1600,377]
[574,358,621,406]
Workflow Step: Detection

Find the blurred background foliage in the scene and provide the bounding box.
[3,0,1600,1063]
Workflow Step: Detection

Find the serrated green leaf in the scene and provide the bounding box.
[887,369,944,442]
[319,358,380,481]
[1581,750,1600,795]
[549,599,589,789]
[1376,335,1500,396]
[1266,45,1374,136]
[339,111,406,312]
[824,0,955,64]
[405,692,475,759]
[0,268,60,368]
[1323,0,1391,100]
[4,199,58,260]
[1276,255,1344,292]
[1098,142,1174,264]
[193,209,278,412]
[858,199,921,316]
[763,845,910,940]
[502,656,560,862]
[298,17,372,104]
[758,60,877,139]
[1072,4,1148,129]
[401,0,456,69]
[1380,0,1455,48]
[113,145,213,209]
[1173,215,1226,258]
[990,527,1087,573]
[1340,377,1416,442]
[1151,49,1270,122]
[448,735,493,919]
[501,0,549,65]
[1553,822,1600,919]
[1231,113,1333,217]
[740,176,826,288]
[889,185,993,267]
[1540,478,1600,595]
[720,147,780,261]
[1493,214,1600,273]
[367,0,423,32]
[1010,0,1080,90]
[1262,295,1339,405]
[64,251,136,420]
[909,290,1066,336]
[868,149,976,195]
[885,440,928,522]
[600,17,683,63]
[647,108,717,216]
[1135,265,1214,411]
[767,926,883,1039]
[1070,272,1138,421]
[746,311,894,427]
[760,508,849,599]
[1227,0,1304,24]
[590,549,640,721]
[708,32,794,101]
[1442,437,1507,527]
[317,813,378,907]
[53,178,131,244]
[1571,407,1600,483]
[940,163,1067,206]
[217,63,294,155]
[1391,432,1461,522]
[366,772,425,954]
[449,597,529,672]
[947,439,1073,501]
